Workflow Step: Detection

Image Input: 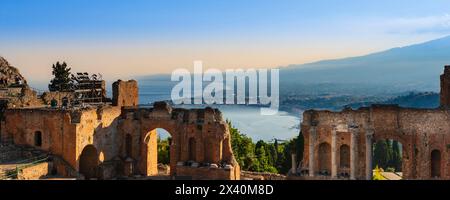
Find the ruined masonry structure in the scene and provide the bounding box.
[441,65,450,108]
[298,66,450,180]
[0,79,240,180]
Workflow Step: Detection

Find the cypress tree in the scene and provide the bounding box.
[392,141,402,171]
[386,140,393,168]
[374,140,388,169]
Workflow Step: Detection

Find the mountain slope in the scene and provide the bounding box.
[280,35,450,94]
[137,36,450,98]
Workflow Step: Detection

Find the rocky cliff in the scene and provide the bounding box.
[0,57,27,87]
[0,57,41,108]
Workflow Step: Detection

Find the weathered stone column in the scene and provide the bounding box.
[291,153,297,174]
[309,126,317,177]
[349,125,359,180]
[365,129,374,180]
[331,126,338,178]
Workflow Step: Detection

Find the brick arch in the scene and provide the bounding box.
[372,133,413,179]
[140,127,175,176]
[125,134,132,157]
[34,131,42,147]
[118,102,240,179]
[188,137,197,161]
[431,149,442,178]
[339,144,350,168]
[318,142,331,175]
[79,145,100,179]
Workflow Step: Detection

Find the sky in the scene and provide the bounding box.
[1,0,450,88]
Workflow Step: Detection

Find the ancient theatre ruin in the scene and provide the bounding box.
[292,66,450,180]
[0,57,240,180]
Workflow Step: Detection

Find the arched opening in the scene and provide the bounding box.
[318,142,331,176]
[188,138,196,161]
[338,144,350,178]
[125,134,132,157]
[157,129,171,166]
[431,149,441,178]
[339,144,350,168]
[79,145,99,180]
[142,128,171,177]
[34,131,42,147]
[203,139,214,163]
[372,139,403,180]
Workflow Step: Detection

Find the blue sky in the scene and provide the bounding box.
[1,0,450,85]
[2,0,450,40]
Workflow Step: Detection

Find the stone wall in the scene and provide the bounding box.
[74,106,122,170]
[51,155,80,178]
[112,80,138,107]
[41,92,75,105]
[241,171,286,180]
[0,87,43,108]
[1,74,240,180]
[1,108,78,168]
[118,103,240,180]
[176,166,238,180]
[440,65,450,108]
[0,143,23,162]
[300,105,450,180]
[17,162,49,180]
[0,106,123,172]
[1,101,240,180]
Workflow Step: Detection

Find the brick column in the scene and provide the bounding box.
[349,125,359,180]
[365,129,374,180]
[291,154,297,174]
[331,126,338,178]
[309,126,317,177]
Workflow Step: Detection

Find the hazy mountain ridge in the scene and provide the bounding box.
[280,35,450,94]
[136,36,450,114]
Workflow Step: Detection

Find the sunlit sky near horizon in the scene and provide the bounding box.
[1,0,450,87]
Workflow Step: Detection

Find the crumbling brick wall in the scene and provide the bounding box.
[440,65,450,108]
[41,92,75,105]
[2,102,240,180]
[301,105,450,180]
[17,162,49,180]
[112,80,138,107]
[118,102,240,180]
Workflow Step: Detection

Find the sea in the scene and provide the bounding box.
[138,78,301,141]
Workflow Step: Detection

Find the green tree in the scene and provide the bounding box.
[279,139,295,174]
[268,143,278,167]
[228,120,304,174]
[49,62,73,92]
[273,140,279,164]
[373,140,388,169]
[391,141,402,171]
[386,140,393,168]
[256,144,278,173]
[157,137,170,164]
[228,121,256,171]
